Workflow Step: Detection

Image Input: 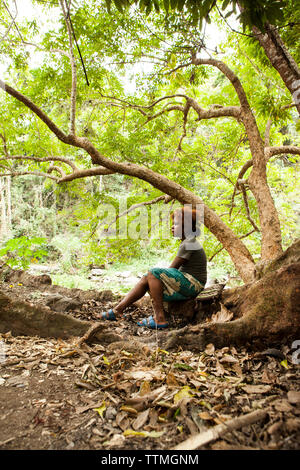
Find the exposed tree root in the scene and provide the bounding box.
[162,261,300,351]
[1,241,299,351]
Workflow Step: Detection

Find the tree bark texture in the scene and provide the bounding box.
[252,23,300,115]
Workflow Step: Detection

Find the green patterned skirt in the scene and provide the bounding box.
[148,267,204,301]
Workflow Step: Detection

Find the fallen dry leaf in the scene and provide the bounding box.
[123,429,164,438]
[198,411,214,421]
[174,386,195,404]
[132,408,150,431]
[273,399,293,413]
[166,372,179,387]
[139,381,151,396]
[220,355,239,364]
[124,369,163,381]
[120,405,138,415]
[242,385,272,394]
[204,344,215,355]
[103,433,125,447]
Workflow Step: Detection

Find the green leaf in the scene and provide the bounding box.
[221,0,231,10]
[174,386,195,404]
[123,429,164,437]
[103,356,111,365]
[94,401,106,418]
[174,363,194,370]
[280,359,290,369]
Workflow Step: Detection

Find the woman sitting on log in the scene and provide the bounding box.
[101,206,207,329]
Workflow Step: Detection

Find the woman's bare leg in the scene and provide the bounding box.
[113,276,149,315]
[147,272,166,324]
[113,272,167,324]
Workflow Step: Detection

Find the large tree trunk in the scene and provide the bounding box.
[252,23,300,115]
[162,240,300,351]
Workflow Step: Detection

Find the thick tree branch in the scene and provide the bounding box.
[252,22,300,115]
[58,166,115,182]
[229,145,299,218]
[209,229,256,262]
[191,56,252,112]
[265,146,300,159]
[0,80,255,282]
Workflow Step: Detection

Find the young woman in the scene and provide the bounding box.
[101,206,207,329]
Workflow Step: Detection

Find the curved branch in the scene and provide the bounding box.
[0,80,255,282]
[191,56,252,111]
[47,164,66,178]
[58,166,115,182]
[0,154,78,171]
[265,146,300,159]
[188,99,241,120]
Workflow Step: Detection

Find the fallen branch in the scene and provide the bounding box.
[172,408,268,450]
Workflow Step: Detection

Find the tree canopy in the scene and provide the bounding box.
[0,0,299,282]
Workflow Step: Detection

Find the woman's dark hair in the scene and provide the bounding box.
[171,206,201,237]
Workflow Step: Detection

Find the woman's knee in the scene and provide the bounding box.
[140,274,149,286]
[147,270,157,281]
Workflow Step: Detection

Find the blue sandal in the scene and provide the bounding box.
[137,315,169,330]
[101,308,116,321]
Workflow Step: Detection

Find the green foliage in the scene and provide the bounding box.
[0,236,49,270]
[49,234,83,272]
[105,0,288,30]
[0,0,298,282]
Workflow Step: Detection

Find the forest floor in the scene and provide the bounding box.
[0,274,299,452]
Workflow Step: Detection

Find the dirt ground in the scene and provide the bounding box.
[0,279,300,451]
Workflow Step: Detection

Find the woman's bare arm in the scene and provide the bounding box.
[169,256,187,269]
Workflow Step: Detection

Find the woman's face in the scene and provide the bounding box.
[171,215,183,238]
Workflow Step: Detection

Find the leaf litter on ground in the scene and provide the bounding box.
[1,326,300,450]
